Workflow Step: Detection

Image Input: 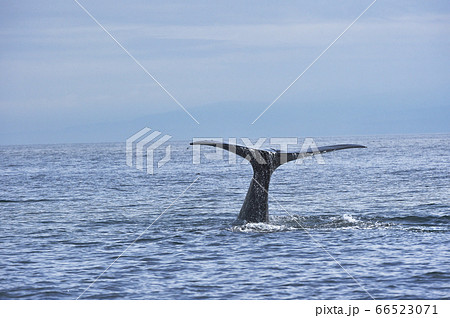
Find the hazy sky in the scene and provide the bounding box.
[1,0,449,144]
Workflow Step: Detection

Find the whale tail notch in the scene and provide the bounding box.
[190,140,366,223]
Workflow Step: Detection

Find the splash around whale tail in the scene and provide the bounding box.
[190,140,366,223]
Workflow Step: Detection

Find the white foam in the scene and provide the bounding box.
[229,222,291,233]
[342,214,359,223]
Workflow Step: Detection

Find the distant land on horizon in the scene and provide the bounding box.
[0,102,448,145]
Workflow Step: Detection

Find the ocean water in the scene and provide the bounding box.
[0,134,448,300]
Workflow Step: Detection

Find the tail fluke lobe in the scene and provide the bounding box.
[190,140,252,162]
[284,144,367,165]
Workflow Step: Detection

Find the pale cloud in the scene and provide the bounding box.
[123,14,450,46]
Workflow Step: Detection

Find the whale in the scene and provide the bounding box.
[191,140,366,223]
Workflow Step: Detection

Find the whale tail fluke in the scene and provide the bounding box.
[190,140,366,223]
[191,140,365,167]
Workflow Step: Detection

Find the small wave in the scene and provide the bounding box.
[0,199,56,203]
[387,215,449,224]
[0,198,90,203]
[342,214,359,223]
[226,213,448,233]
[308,214,383,230]
[289,214,379,230]
[227,214,385,233]
[391,168,423,175]
[229,222,294,233]
[412,271,450,280]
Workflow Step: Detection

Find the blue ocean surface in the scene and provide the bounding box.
[0,134,448,300]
